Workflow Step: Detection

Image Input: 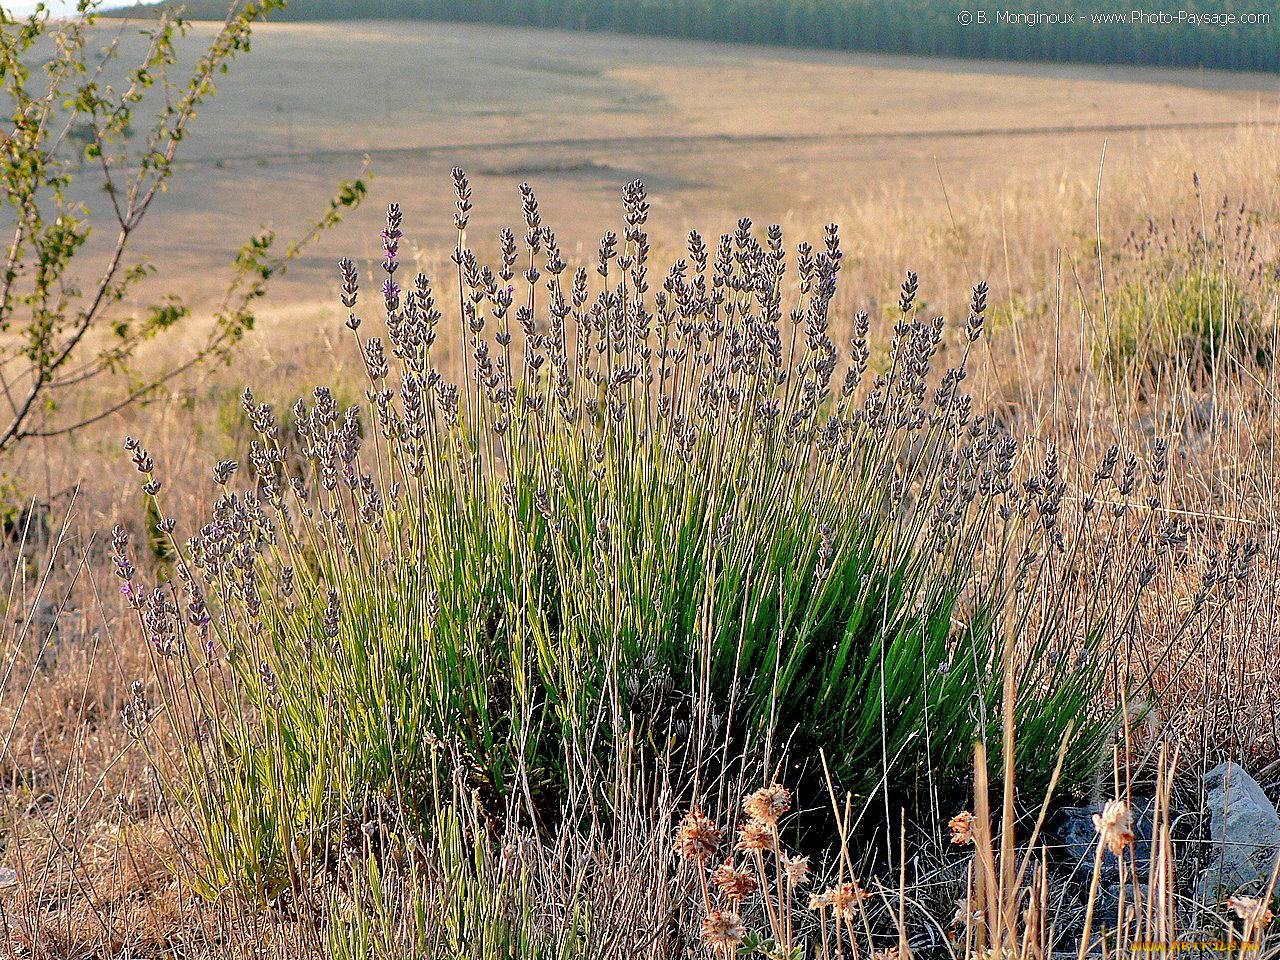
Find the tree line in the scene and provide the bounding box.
[106,0,1280,73]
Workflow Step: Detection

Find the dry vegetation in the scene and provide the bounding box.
[52,21,1278,300]
[4,17,1280,960]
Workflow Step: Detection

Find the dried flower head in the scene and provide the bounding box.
[782,854,811,886]
[736,818,775,852]
[952,895,984,928]
[825,880,869,919]
[949,810,975,846]
[1229,895,1274,933]
[711,860,759,902]
[675,807,723,863]
[1092,799,1135,856]
[700,909,747,953]
[809,889,834,910]
[873,948,900,960]
[743,783,791,826]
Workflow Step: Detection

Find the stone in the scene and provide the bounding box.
[1050,799,1154,882]
[1196,762,1280,901]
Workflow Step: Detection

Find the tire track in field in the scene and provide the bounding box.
[177,117,1278,169]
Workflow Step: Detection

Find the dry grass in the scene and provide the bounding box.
[58,20,1279,304]
[5,21,1280,959]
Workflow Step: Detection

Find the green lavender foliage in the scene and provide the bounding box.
[120,182,1158,899]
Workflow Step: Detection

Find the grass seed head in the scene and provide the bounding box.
[782,854,811,886]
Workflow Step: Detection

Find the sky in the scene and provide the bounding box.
[5,1,131,15]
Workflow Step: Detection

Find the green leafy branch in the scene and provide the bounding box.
[0,0,365,450]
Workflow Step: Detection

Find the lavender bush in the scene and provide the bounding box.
[114,176,1186,899]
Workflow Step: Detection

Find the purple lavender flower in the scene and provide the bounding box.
[383,278,400,311]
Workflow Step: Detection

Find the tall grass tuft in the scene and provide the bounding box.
[1099,193,1278,385]
[116,178,1178,899]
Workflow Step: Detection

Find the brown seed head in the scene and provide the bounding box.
[701,909,747,953]
[744,783,792,826]
[949,810,975,846]
[782,853,811,885]
[736,818,775,852]
[711,860,759,902]
[1229,895,1274,933]
[1092,799,1134,856]
[676,807,722,863]
[826,880,869,919]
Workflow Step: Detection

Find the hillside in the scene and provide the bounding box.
[102,0,1280,73]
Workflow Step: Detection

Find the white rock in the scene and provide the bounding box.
[1196,761,1280,901]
